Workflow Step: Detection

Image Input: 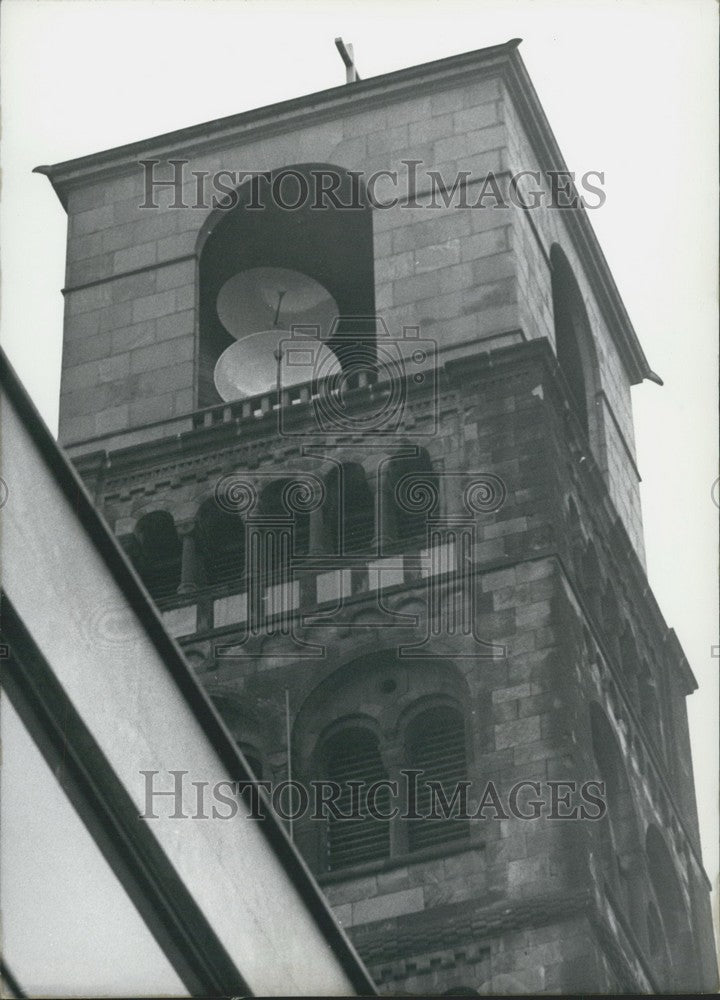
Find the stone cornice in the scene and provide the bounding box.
[35,40,519,198]
[350,885,658,992]
[350,888,590,966]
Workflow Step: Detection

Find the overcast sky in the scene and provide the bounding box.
[1,1,717,993]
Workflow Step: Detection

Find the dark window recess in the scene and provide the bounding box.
[323,462,374,554]
[322,727,390,872]
[406,706,469,852]
[197,163,376,408]
[385,448,438,546]
[550,244,596,439]
[257,479,310,559]
[196,499,247,588]
[130,512,182,601]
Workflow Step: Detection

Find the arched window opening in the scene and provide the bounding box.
[257,478,310,560]
[321,727,391,872]
[550,244,598,440]
[405,705,469,853]
[197,164,376,408]
[196,497,246,588]
[384,448,438,547]
[323,462,374,554]
[132,511,181,600]
[292,655,471,874]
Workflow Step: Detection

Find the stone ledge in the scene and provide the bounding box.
[346,887,591,967]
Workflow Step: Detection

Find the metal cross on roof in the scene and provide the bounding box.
[334,37,361,83]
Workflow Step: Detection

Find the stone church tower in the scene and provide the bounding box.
[40,40,716,994]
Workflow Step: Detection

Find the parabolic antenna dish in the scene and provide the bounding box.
[216,267,339,341]
[213,330,341,401]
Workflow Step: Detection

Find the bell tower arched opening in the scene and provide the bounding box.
[197,163,376,408]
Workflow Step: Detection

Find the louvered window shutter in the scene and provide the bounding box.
[406,706,469,852]
[323,728,391,872]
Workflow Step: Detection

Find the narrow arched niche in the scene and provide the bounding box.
[197,163,376,407]
[549,244,600,448]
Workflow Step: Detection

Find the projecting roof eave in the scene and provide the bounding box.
[33,38,656,386]
[33,39,522,202]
